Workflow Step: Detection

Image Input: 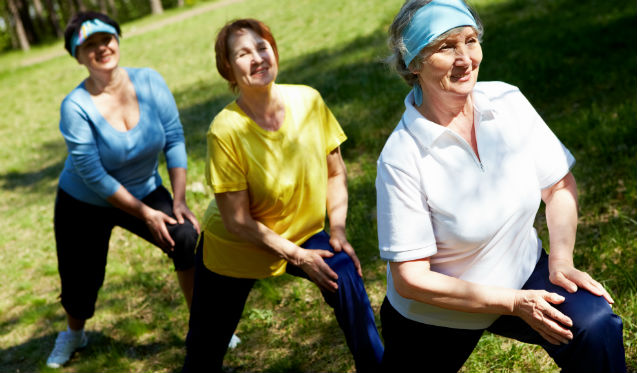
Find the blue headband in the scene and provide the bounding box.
[71,19,119,57]
[402,0,477,106]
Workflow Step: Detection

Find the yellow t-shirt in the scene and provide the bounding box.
[201,84,347,278]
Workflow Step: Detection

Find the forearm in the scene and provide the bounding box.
[168,167,187,203]
[326,172,348,231]
[326,147,348,231]
[106,186,152,220]
[391,261,517,315]
[216,191,303,264]
[227,215,302,263]
[543,173,578,265]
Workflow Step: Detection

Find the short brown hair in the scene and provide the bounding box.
[214,18,279,92]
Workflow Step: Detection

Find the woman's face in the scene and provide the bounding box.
[228,28,278,91]
[76,32,119,72]
[415,26,482,100]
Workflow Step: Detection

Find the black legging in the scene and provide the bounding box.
[54,186,198,320]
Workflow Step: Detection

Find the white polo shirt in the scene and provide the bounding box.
[376,81,575,329]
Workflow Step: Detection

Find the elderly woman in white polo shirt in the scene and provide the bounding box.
[375,1,626,372]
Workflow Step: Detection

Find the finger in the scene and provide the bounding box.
[159,223,175,248]
[174,210,185,225]
[583,279,614,304]
[543,299,573,328]
[537,329,563,346]
[329,237,343,252]
[314,249,335,259]
[319,260,339,282]
[164,215,178,225]
[185,212,201,234]
[544,292,566,306]
[313,268,338,292]
[550,271,578,293]
[579,278,604,297]
[541,316,573,343]
[343,244,362,277]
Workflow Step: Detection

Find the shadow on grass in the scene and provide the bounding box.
[4,0,635,371]
[0,140,65,195]
[0,331,182,373]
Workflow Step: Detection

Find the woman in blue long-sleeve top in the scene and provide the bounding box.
[46,11,200,368]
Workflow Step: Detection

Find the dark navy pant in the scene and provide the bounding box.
[183,230,384,373]
[380,251,626,373]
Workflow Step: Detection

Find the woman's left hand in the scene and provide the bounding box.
[329,227,362,277]
[173,200,201,234]
[549,258,614,304]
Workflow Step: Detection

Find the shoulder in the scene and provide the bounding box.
[279,84,323,104]
[126,66,160,79]
[208,101,246,137]
[473,81,530,107]
[126,67,167,88]
[60,83,88,115]
[280,84,319,96]
[378,120,421,170]
[474,81,521,99]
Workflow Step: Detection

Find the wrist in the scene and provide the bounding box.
[548,254,574,268]
[498,288,520,316]
[330,224,346,235]
[286,245,305,266]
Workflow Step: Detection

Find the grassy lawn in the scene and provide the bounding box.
[0,0,635,372]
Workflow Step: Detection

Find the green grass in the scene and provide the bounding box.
[0,0,635,372]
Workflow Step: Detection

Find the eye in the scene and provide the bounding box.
[438,44,454,52]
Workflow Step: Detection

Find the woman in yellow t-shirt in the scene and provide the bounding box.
[181,18,383,373]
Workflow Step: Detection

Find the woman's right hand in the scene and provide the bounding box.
[293,248,339,293]
[142,207,177,252]
[513,289,573,345]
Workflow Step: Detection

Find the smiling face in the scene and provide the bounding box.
[415,26,482,101]
[227,28,278,91]
[76,32,119,72]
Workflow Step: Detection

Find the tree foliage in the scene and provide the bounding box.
[0,0,189,52]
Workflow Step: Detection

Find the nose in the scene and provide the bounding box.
[251,50,264,64]
[454,45,471,66]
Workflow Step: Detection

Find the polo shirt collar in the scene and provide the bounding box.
[402,88,497,150]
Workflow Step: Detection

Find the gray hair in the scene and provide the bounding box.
[387,0,484,86]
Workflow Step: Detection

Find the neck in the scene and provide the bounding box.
[86,66,125,95]
[237,83,285,131]
[418,89,473,127]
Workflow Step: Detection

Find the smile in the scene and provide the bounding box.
[451,72,471,82]
[252,66,268,75]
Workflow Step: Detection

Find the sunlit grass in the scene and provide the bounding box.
[0,0,635,371]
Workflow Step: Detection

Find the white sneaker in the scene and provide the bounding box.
[228,334,241,349]
[46,330,88,368]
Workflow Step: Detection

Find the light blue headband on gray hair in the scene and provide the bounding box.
[402,0,477,106]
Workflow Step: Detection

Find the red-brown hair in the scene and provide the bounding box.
[214,18,279,92]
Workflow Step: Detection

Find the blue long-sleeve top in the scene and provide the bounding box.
[58,67,187,207]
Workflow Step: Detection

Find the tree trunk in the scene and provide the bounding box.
[105,0,116,18]
[6,0,30,50]
[2,8,20,48]
[177,0,184,7]
[32,0,48,36]
[17,0,39,43]
[73,0,85,12]
[43,0,63,38]
[149,0,162,15]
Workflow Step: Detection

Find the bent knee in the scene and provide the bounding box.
[170,223,198,271]
[569,293,623,340]
[327,251,357,277]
